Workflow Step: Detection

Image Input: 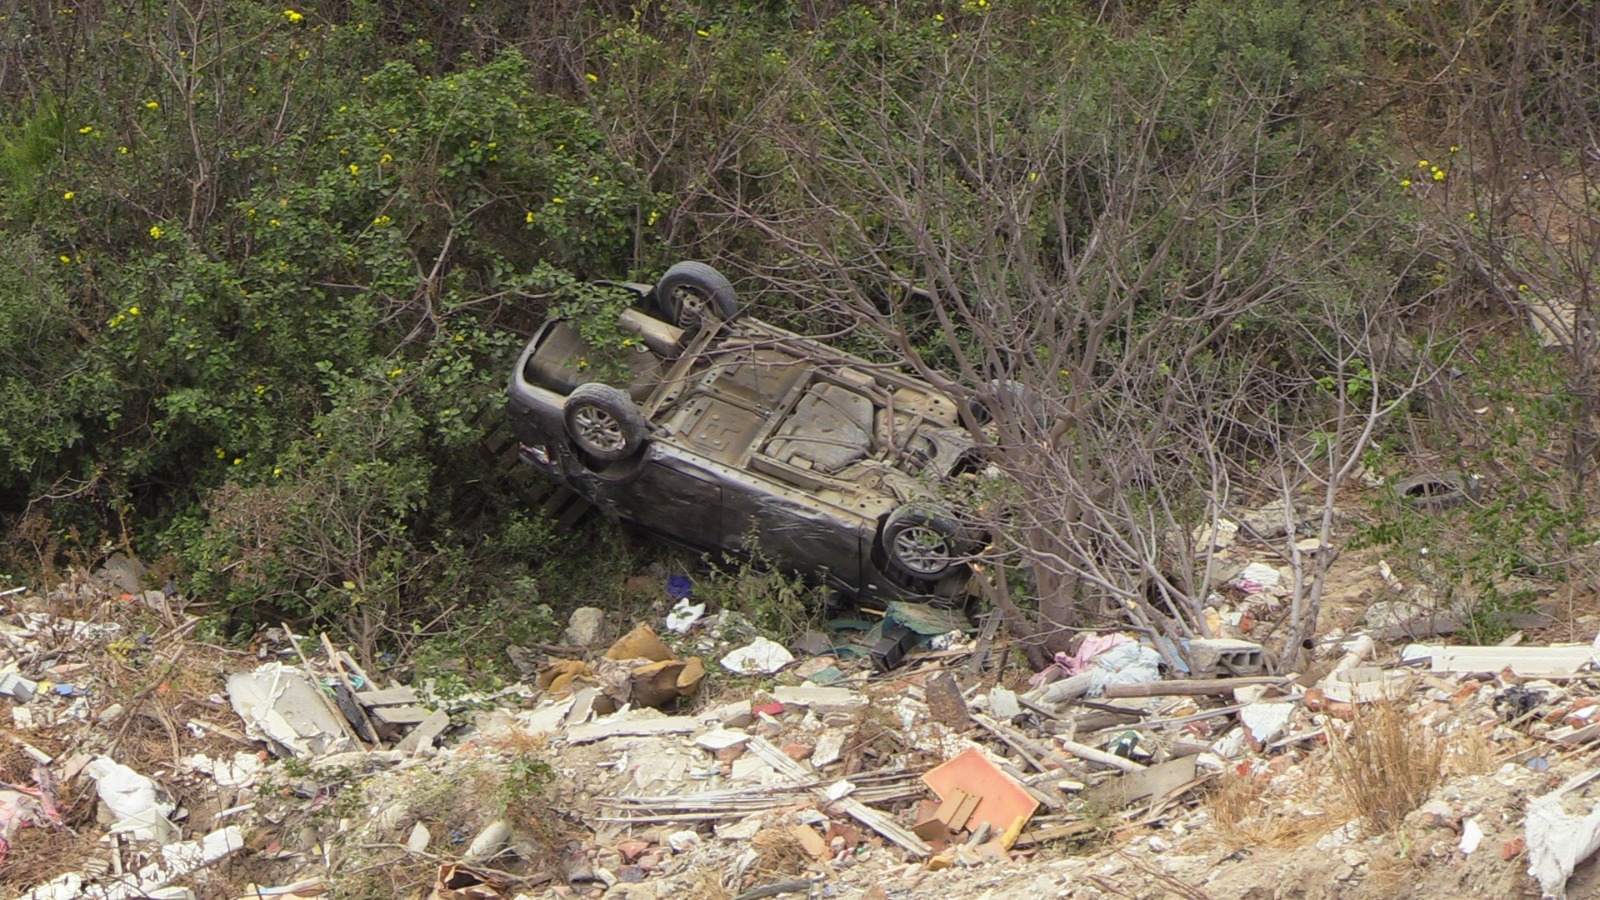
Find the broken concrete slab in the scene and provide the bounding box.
[986,687,1022,721]
[1239,702,1297,745]
[369,705,432,728]
[693,729,750,752]
[771,685,866,714]
[811,731,845,768]
[395,709,450,755]
[354,687,421,708]
[566,709,700,744]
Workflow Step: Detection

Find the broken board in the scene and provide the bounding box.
[921,748,1039,834]
[1083,756,1199,808]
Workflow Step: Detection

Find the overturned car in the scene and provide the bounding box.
[505,262,987,604]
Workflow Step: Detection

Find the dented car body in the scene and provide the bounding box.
[506,262,982,604]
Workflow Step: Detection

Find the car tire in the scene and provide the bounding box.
[1393,472,1482,511]
[654,261,739,329]
[966,379,1048,431]
[563,383,648,463]
[883,505,965,580]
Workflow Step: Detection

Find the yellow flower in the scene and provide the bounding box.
[380,153,393,165]
[216,448,226,459]
[268,218,281,227]
[255,384,266,395]
[388,368,404,378]
[1399,179,1411,187]
[62,191,75,200]
[77,125,93,134]
[59,255,72,264]
[118,146,129,154]
[934,13,945,22]
[284,9,303,22]
[1467,212,1477,220]
[145,100,159,110]
[348,163,359,175]
[696,29,709,36]
[1417,160,1429,168]
[128,306,140,316]
[149,225,164,240]
[647,210,659,226]
[1433,169,1445,181]
[233,458,242,466]
[525,211,534,223]
[550,197,564,205]
[1029,172,1039,181]
[586,73,598,83]
[373,214,392,226]
[273,468,283,477]
[1450,145,1460,153]
[1518,283,1529,292]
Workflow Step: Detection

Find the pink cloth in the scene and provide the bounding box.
[1027,633,1133,686]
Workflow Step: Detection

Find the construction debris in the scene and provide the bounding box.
[12,519,1600,900]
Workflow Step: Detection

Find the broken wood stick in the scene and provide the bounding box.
[745,737,931,857]
[321,632,385,748]
[1101,676,1289,699]
[281,622,365,747]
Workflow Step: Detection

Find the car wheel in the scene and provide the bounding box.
[966,379,1048,431]
[563,383,647,463]
[654,261,739,329]
[883,506,964,580]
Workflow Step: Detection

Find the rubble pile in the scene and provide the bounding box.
[10,541,1600,898]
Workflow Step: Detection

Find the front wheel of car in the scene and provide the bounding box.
[883,506,964,580]
[563,383,647,463]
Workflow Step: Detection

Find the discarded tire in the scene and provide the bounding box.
[1392,472,1482,511]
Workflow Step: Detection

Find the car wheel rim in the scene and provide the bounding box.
[893,525,952,576]
[573,407,626,452]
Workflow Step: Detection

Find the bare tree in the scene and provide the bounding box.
[668,16,1441,667]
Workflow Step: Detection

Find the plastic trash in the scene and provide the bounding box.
[719,637,794,675]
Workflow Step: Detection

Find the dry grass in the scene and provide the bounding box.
[1328,701,1444,834]
[688,865,735,900]
[748,827,815,881]
[1203,772,1340,851]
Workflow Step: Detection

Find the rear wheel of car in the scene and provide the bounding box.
[654,261,739,329]
[966,379,1049,431]
[563,383,647,463]
[883,506,964,580]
